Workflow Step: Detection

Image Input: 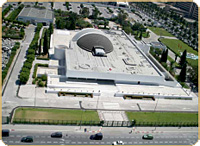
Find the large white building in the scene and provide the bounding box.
[45,28,192,99]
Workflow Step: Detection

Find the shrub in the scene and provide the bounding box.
[38,80,44,87]
[32,79,36,84]
[41,75,47,81]
[19,72,29,84]
[2,4,12,18]
[2,42,20,84]
[20,24,43,84]
[23,61,32,69]
[6,4,24,21]
[27,49,35,55]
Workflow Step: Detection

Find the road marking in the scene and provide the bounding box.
[47,141,52,143]
[83,142,88,144]
[65,141,70,144]
[179,141,183,143]
[106,142,111,144]
[134,141,138,144]
[128,142,132,144]
[90,142,94,144]
[41,141,46,144]
[101,142,105,144]
[164,141,168,143]
[10,135,15,137]
[53,141,58,143]
[16,135,21,137]
[77,142,82,144]
[159,141,163,143]
[71,142,76,144]
[9,141,13,143]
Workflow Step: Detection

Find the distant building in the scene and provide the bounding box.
[117,2,129,8]
[171,2,198,20]
[17,7,54,25]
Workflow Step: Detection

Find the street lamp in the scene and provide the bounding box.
[152,97,159,131]
[35,86,37,107]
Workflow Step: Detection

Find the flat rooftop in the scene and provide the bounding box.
[53,29,160,76]
[18,7,53,19]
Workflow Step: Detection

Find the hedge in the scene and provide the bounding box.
[2,4,12,18]
[19,23,43,84]
[2,42,20,84]
[32,63,48,78]
[6,4,24,21]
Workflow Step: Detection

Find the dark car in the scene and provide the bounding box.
[142,134,153,140]
[2,129,10,137]
[90,133,103,140]
[51,132,62,138]
[21,136,33,143]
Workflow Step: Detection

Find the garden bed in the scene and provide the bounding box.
[58,92,93,98]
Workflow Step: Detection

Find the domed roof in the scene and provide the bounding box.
[72,29,113,54]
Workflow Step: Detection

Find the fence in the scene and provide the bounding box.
[12,118,102,126]
[134,121,198,127]
[12,118,135,127]
[11,118,197,127]
[102,121,134,127]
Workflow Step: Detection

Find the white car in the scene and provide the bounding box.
[112,141,124,145]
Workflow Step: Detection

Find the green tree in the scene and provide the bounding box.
[179,50,187,67]
[80,7,89,18]
[104,19,109,29]
[178,63,187,82]
[80,3,84,8]
[43,30,49,55]
[161,49,168,63]
[49,23,53,35]
[38,38,42,55]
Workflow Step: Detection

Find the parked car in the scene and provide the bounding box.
[21,136,33,143]
[51,132,62,138]
[2,129,10,137]
[142,134,153,140]
[112,141,124,145]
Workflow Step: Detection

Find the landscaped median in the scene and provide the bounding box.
[126,111,198,127]
[12,107,100,126]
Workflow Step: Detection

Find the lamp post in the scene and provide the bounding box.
[153,97,159,131]
[79,101,84,130]
[35,86,37,107]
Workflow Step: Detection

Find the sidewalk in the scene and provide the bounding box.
[2,124,197,134]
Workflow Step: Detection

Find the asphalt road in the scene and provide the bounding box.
[2,25,35,103]
[2,25,36,117]
[2,126,198,145]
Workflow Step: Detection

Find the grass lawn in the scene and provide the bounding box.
[148,27,174,37]
[167,56,180,68]
[160,38,198,68]
[126,112,198,123]
[13,107,100,122]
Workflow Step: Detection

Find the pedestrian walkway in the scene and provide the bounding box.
[98,110,129,121]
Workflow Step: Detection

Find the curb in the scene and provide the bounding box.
[86,127,102,133]
[132,127,163,134]
[2,47,21,96]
